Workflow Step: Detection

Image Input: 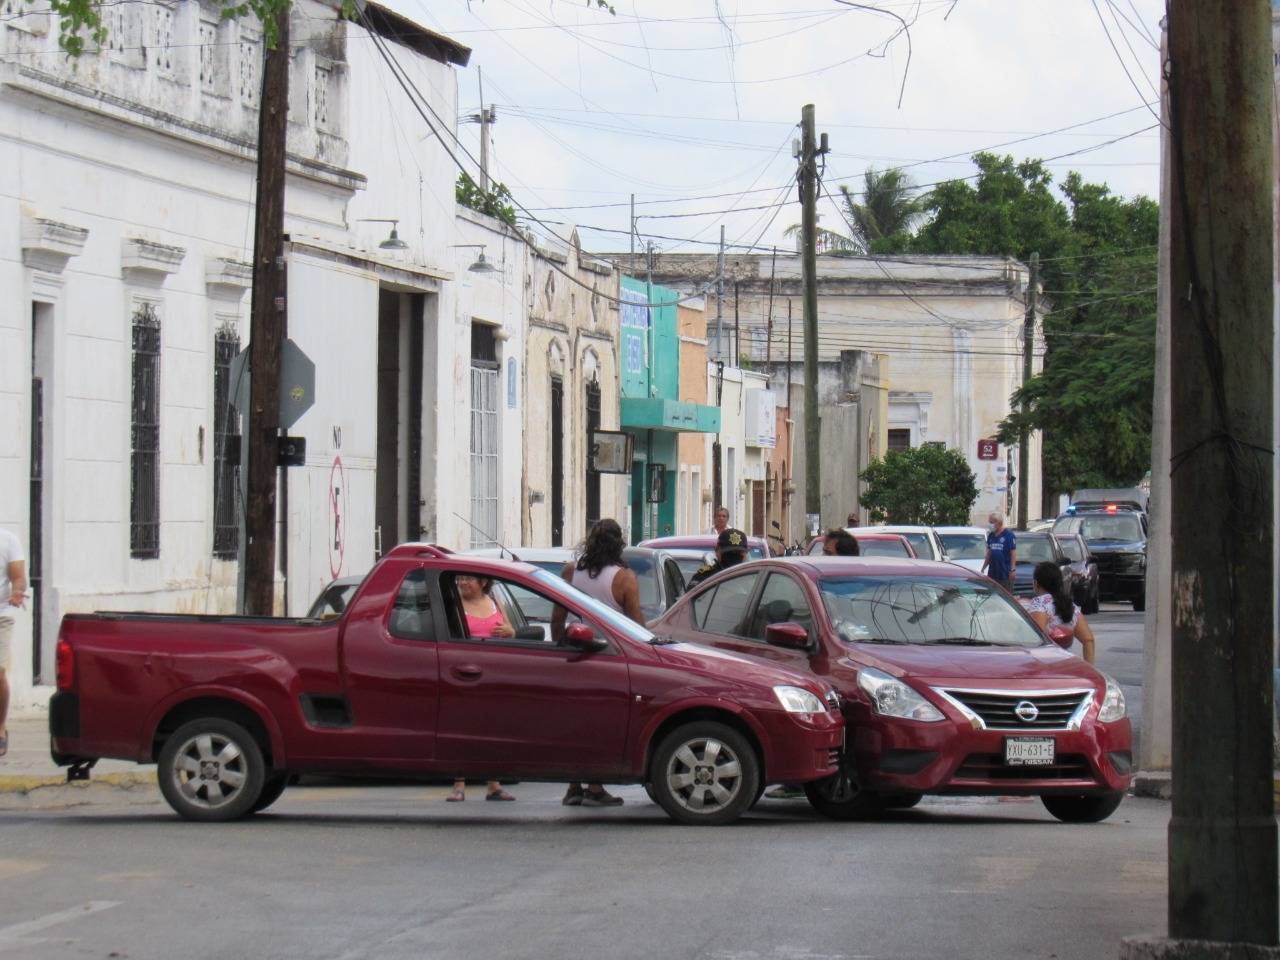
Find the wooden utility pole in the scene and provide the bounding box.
[798,104,826,526]
[1163,0,1276,946]
[1017,252,1037,527]
[243,8,290,617]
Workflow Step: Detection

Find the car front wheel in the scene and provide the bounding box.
[1041,791,1124,823]
[158,718,266,822]
[649,722,759,826]
[804,765,888,820]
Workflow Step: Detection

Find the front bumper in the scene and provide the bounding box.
[849,692,1132,796]
[756,709,844,784]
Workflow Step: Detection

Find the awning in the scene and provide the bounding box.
[620,398,720,433]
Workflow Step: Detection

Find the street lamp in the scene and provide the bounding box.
[453,243,498,273]
[358,218,408,250]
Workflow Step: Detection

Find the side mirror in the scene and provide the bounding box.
[764,622,810,649]
[563,622,607,652]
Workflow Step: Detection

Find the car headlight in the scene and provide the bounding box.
[773,685,826,714]
[856,667,944,722]
[1098,674,1127,722]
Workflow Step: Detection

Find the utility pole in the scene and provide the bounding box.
[798,104,827,525]
[477,104,495,196]
[242,7,290,617]
[714,225,726,361]
[1017,252,1037,528]
[1161,0,1276,949]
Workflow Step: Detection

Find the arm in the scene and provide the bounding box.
[6,559,26,609]
[1008,548,1017,581]
[1029,609,1049,631]
[613,569,645,625]
[489,598,515,639]
[981,548,991,574]
[1073,614,1096,664]
[550,561,574,642]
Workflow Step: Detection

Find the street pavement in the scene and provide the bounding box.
[0,713,157,809]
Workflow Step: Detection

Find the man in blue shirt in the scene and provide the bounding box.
[981,512,1017,593]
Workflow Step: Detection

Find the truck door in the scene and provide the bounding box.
[330,566,440,767]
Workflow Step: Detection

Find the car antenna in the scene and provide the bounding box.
[451,512,519,561]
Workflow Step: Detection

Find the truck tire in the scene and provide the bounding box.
[648,722,759,826]
[158,718,266,822]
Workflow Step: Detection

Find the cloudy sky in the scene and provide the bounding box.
[388,0,1164,257]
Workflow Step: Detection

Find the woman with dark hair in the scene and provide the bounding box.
[551,518,644,808]
[446,574,515,802]
[1026,560,1097,664]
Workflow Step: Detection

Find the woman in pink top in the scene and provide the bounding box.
[447,575,516,802]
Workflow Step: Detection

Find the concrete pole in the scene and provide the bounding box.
[243,7,290,617]
[1018,253,1037,528]
[800,104,821,522]
[1164,0,1276,945]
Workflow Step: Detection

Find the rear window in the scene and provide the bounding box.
[1054,514,1143,542]
[939,532,986,560]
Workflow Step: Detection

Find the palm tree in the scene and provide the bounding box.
[788,167,925,254]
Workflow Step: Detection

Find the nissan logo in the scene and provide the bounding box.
[1015,700,1040,723]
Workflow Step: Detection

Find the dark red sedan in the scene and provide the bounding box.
[649,556,1132,822]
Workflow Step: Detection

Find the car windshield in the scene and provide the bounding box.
[857,539,911,558]
[818,575,1044,647]
[1056,537,1084,562]
[528,569,653,643]
[625,554,660,607]
[1055,514,1143,541]
[938,532,986,560]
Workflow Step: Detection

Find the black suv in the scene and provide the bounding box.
[1052,509,1147,611]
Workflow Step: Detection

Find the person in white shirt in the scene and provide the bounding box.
[705,505,730,535]
[0,528,28,757]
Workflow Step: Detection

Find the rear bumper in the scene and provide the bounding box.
[49,690,84,766]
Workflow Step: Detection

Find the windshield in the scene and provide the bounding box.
[1057,537,1084,562]
[1054,514,1143,541]
[1014,537,1058,564]
[818,575,1045,647]
[938,532,986,560]
[529,569,654,643]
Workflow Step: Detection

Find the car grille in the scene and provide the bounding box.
[954,752,1093,781]
[824,689,842,712]
[935,688,1092,730]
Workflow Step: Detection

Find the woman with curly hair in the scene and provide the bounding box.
[550,518,644,808]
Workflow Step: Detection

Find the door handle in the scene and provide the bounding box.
[452,665,483,680]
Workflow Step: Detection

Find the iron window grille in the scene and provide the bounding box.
[130,302,161,558]
[213,328,241,558]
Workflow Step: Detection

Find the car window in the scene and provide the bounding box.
[1016,538,1057,564]
[1056,537,1084,562]
[626,554,660,609]
[662,559,686,607]
[1057,514,1144,541]
[691,571,762,636]
[859,539,911,558]
[747,573,814,643]
[819,575,1044,647]
[309,582,359,620]
[897,532,932,556]
[388,569,434,641]
[939,533,986,560]
[443,573,550,644]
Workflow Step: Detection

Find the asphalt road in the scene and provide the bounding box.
[0,783,1168,960]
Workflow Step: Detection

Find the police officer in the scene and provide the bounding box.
[689,528,750,587]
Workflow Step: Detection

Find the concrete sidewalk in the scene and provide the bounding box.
[0,711,158,808]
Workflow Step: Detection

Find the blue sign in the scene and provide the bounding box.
[620,287,651,329]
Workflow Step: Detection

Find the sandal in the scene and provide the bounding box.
[0,733,7,758]
[485,789,516,802]
[446,787,465,802]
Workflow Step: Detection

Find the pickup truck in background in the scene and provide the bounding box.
[49,544,844,826]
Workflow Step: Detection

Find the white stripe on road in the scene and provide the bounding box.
[0,901,121,953]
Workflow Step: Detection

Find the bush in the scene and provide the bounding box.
[859,446,978,525]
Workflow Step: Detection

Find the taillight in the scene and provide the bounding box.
[55,640,75,690]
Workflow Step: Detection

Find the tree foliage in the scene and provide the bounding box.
[790,166,924,255]
[910,153,1158,498]
[859,446,978,525]
[456,173,517,227]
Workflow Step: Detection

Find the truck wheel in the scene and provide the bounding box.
[1041,791,1124,823]
[649,722,759,826]
[158,718,266,822]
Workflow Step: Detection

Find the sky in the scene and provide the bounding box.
[386,0,1165,257]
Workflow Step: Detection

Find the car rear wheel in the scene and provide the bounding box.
[158,718,266,822]
[649,722,759,826]
[884,792,923,810]
[804,767,889,820]
[1041,791,1124,823]
[250,773,290,814]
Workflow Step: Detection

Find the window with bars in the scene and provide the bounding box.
[213,328,241,559]
[130,303,161,558]
[887,428,912,452]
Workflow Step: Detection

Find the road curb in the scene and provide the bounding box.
[0,770,157,794]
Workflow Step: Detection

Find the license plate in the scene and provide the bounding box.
[1004,736,1055,766]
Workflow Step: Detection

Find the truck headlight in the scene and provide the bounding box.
[773,685,826,714]
[857,667,944,721]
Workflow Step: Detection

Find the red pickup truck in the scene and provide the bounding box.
[49,544,843,825]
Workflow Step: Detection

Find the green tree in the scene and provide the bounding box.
[456,173,518,227]
[859,446,978,525]
[910,154,1157,498]
[788,166,924,255]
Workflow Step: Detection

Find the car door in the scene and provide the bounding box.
[434,572,632,776]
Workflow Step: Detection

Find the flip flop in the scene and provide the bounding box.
[0,733,7,758]
[446,788,465,802]
[485,789,515,802]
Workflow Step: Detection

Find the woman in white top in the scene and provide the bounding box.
[1026,560,1096,664]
